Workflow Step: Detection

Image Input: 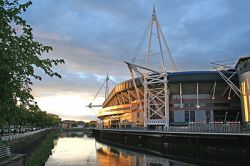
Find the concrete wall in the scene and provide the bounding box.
[95,129,250,165]
[0,154,25,166]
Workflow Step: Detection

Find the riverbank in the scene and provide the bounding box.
[24,130,58,166]
[10,129,49,154]
[1,129,58,166]
[94,128,250,166]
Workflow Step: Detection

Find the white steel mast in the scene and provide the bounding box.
[127,6,177,129]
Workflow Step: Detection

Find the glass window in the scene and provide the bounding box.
[206,111,211,122]
[174,111,185,122]
[185,111,189,122]
[195,111,206,122]
[190,111,195,122]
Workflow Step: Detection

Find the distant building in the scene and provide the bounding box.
[60,120,85,128]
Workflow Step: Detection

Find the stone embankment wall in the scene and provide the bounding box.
[94,129,250,165]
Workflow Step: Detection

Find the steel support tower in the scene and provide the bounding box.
[127,6,177,129]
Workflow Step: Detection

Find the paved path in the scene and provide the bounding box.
[0,129,47,141]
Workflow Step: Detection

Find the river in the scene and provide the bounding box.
[45,132,194,166]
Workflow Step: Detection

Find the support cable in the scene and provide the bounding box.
[132,19,152,63]
[92,80,106,103]
[155,17,167,71]
[157,18,177,71]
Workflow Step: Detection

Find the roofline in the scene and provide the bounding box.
[235,55,250,68]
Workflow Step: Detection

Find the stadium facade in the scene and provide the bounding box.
[96,7,250,129]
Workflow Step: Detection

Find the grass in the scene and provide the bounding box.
[0,130,58,165]
[10,131,47,154]
[0,140,6,145]
[24,130,58,166]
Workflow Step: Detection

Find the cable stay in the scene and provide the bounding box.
[131,5,177,72]
[131,19,152,63]
[125,6,174,128]
[86,74,116,109]
[211,59,247,98]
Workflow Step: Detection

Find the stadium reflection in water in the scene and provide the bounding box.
[45,132,193,166]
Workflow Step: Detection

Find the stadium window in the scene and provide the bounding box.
[206,111,211,122]
[190,111,195,122]
[185,111,189,122]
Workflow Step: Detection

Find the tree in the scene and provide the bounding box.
[71,123,78,128]
[0,0,64,127]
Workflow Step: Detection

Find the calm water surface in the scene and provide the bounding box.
[45,132,193,166]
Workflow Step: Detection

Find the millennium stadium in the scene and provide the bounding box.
[90,7,250,129]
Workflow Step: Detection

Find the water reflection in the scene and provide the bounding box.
[96,144,193,166]
[46,133,97,166]
[60,132,85,138]
[45,132,193,166]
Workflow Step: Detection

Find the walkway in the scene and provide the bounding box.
[0,129,47,141]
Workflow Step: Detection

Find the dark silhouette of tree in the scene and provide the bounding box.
[0,0,64,128]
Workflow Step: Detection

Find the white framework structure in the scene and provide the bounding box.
[126,6,177,129]
[211,61,243,98]
[86,74,116,128]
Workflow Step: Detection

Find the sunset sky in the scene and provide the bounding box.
[23,0,250,121]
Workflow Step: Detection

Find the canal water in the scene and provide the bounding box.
[45,132,194,166]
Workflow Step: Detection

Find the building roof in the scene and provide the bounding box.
[168,70,238,83]
[103,70,238,107]
[235,56,250,68]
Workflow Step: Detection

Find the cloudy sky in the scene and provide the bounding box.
[23,0,250,121]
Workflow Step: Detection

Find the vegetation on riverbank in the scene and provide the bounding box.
[0,140,6,145]
[10,130,48,154]
[24,130,58,166]
[0,129,58,165]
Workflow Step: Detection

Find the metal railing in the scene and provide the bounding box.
[0,129,46,141]
[0,145,11,159]
[170,122,241,133]
[98,122,243,133]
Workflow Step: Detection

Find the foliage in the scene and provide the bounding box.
[10,129,47,154]
[11,104,61,129]
[0,0,64,127]
[71,123,78,128]
[0,140,7,145]
[85,120,97,128]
